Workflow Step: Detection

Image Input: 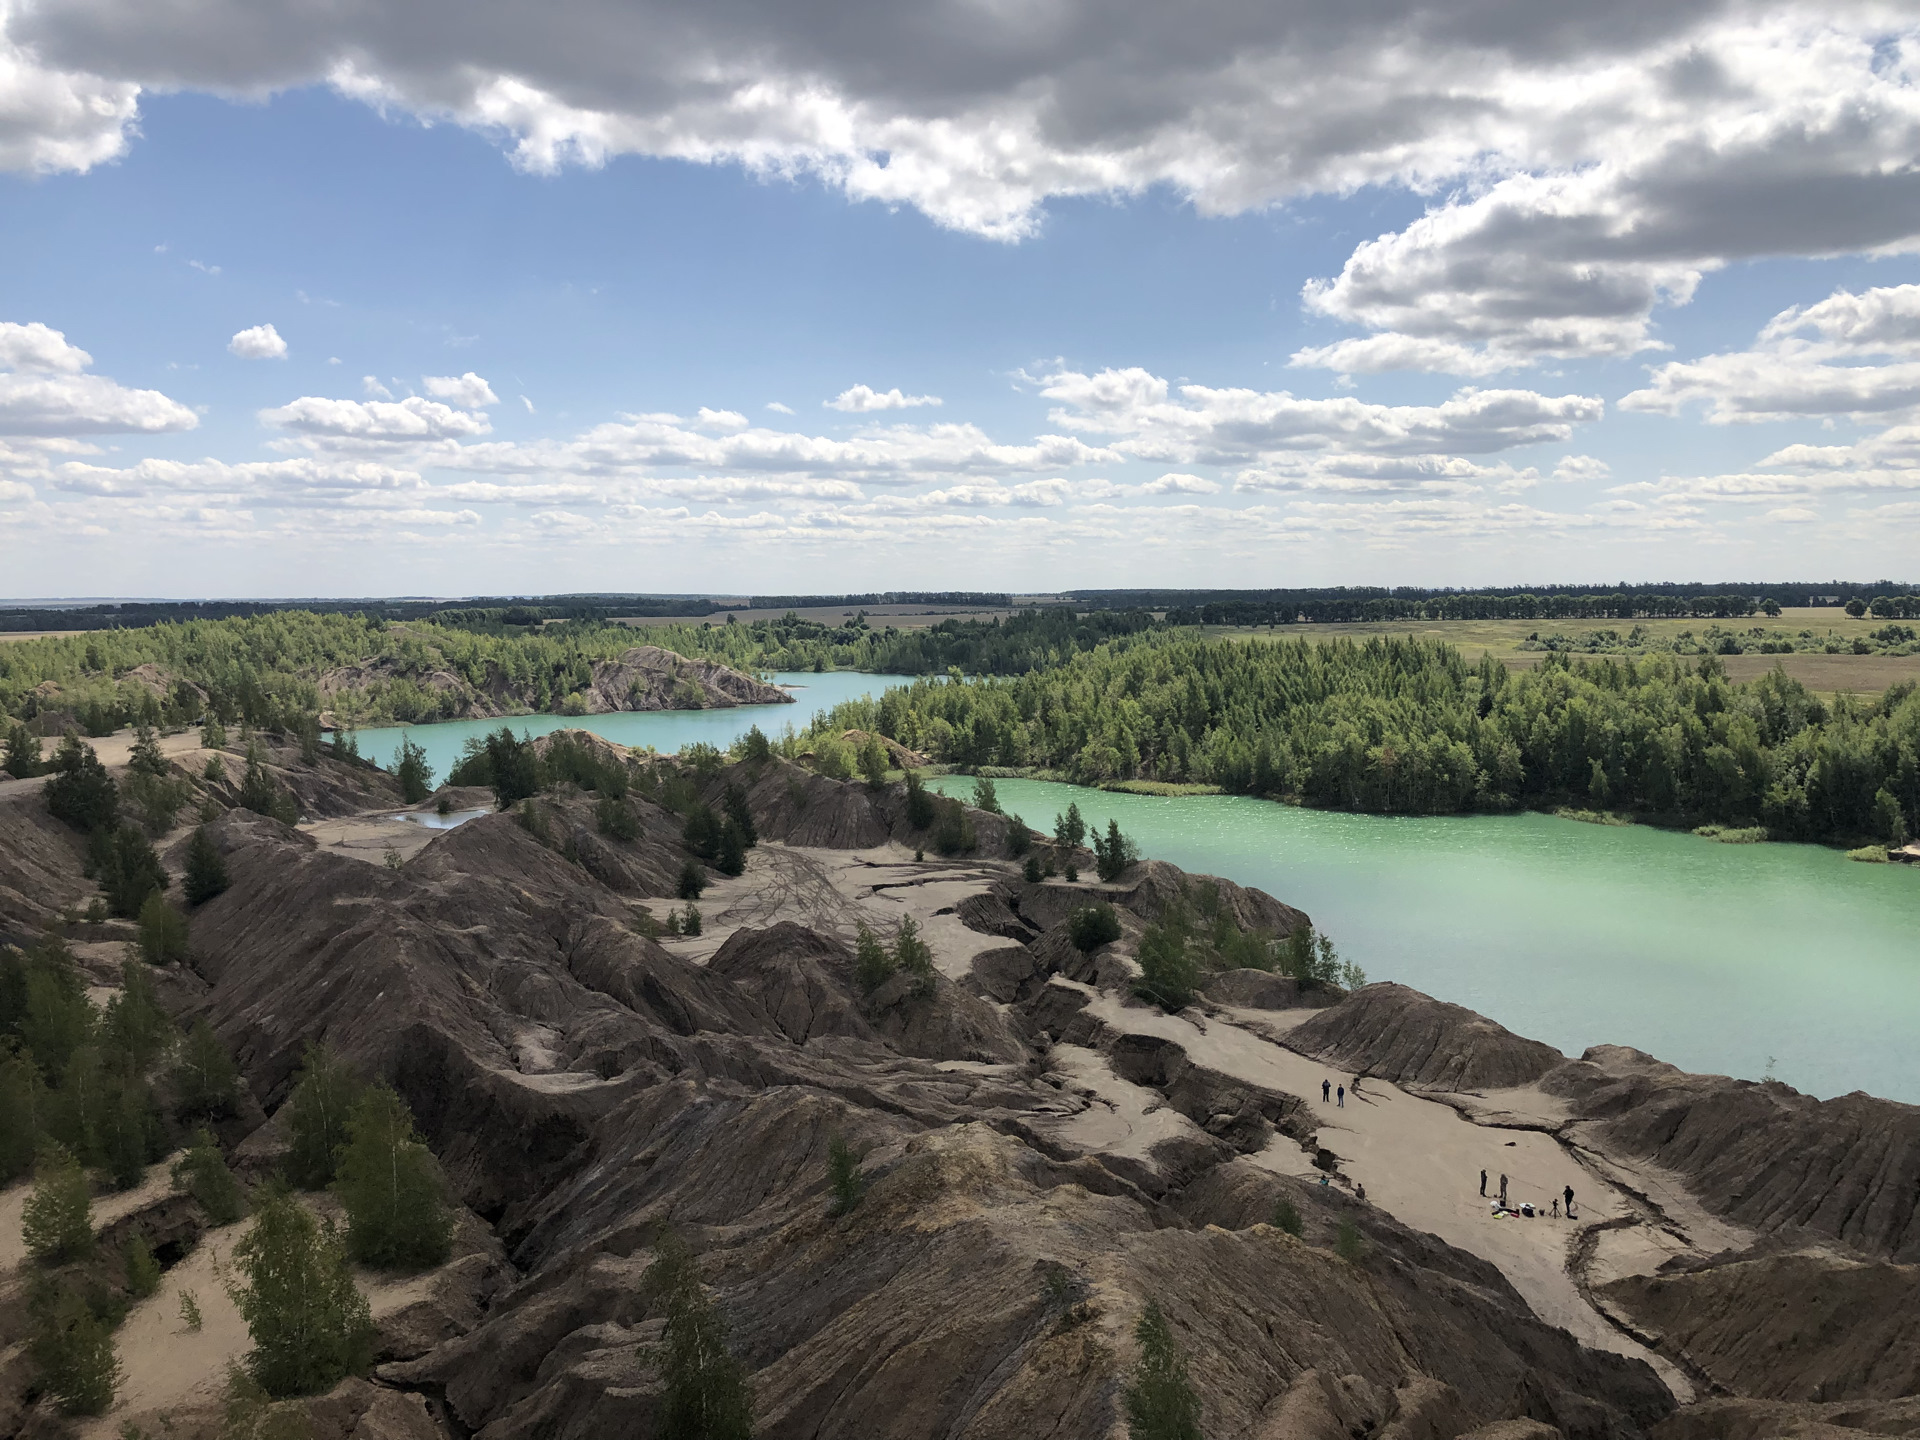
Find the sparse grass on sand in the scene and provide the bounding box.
[1694,824,1769,844]
[1848,845,1891,863]
[1555,808,1633,826]
[1101,779,1225,797]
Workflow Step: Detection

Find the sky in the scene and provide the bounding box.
[4,1,1920,597]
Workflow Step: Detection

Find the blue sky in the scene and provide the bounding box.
[4,3,1920,596]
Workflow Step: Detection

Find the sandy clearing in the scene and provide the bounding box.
[299,811,445,868]
[74,1197,452,1438]
[0,1158,185,1271]
[1078,990,1694,1397]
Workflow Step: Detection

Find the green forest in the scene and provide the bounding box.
[801,633,1919,845]
[0,608,1154,732]
[4,608,1917,844]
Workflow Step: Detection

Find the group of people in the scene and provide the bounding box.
[1320,1075,1364,1107]
[1480,1168,1577,1219]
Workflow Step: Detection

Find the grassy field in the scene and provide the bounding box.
[617,604,1014,631]
[1204,609,1919,694]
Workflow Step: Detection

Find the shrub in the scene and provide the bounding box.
[596,794,639,841]
[101,960,171,1074]
[903,771,936,829]
[1135,915,1201,1012]
[170,1018,239,1121]
[1063,862,1079,883]
[138,892,190,965]
[184,826,230,904]
[394,737,434,804]
[1271,1197,1303,1237]
[715,819,748,877]
[1068,904,1122,952]
[854,925,894,992]
[236,747,298,824]
[646,1235,755,1440]
[23,1146,94,1264]
[201,716,227,750]
[124,1233,163,1298]
[1123,1301,1201,1440]
[736,725,773,766]
[1006,815,1031,857]
[826,1135,865,1217]
[332,1086,454,1270]
[723,784,758,847]
[219,1365,316,1440]
[231,1186,374,1396]
[126,767,191,835]
[677,860,706,899]
[1022,853,1044,884]
[3,722,43,779]
[173,1128,246,1225]
[857,735,889,788]
[179,1290,203,1331]
[204,755,227,783]
[971,776,1001,813]
[0,1053,47,1182]
[14,933,98,1079]
[1335,1217,1365,1264]
[892,917,935,997]
[681,904,703,937]
[28,1279,120,1415]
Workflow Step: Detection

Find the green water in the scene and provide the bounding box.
[353,681,1920,1104]
[930,776,1920,1104]
[354,672,915,785]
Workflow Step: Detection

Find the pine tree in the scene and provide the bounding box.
[17,934,97,1080]
[826,1134,866,1217]
[171,1018,239,1120]
[722,784,757,847]
[1094,819,1140,882]
[858,735,889,788]
[97,824,169,919]
[231,1186,374,1397]
[715,818,748,877]
[284,1044,365,1190]
[102,959,171,1074]
[1124,1301,1202,1440]
[3,722,42,779]
[28,1278,120,1415]
[332,1085,453,1269]
[1054,802,1086,850]
[23,1145,94,1264]
[677,860,706,899]
[129,723,169,778]
[201,714,228,750]
[174,1127,247,1224]
[44,735,119,833]
[184,825,231,905]
[646,1235,755,1440]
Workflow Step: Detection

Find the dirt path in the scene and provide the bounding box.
[1080,992,1700,1399]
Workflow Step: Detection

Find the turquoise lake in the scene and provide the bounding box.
[356,677,1920,1103]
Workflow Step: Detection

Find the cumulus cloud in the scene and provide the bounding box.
[421,371,499,407]
[1137,472,1222,495]
[1040,367,1601,460]
[261,394,493,442]
[1622,284,1920,423]
[825,385,942,413]
[0,320,196,436]
[228,323,287,359]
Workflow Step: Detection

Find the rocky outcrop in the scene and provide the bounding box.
[1288,982,1568,1091]
[581,645,791,712]
[1204,968,1338,1010]
[1545,1047,1920,1263]
[1600,1250,1920,1403]
[0,790,91,945]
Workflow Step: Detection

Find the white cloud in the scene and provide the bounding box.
[362,376,391,399]
[1553,455,1612,482]
[765,401,794,415]
[0,321,91,373]
[0,321,197,436]
[825,385,943,413]
[228,323,287,360]
[0,3,138,173]
[1138,472,1222,495]
[1041,367,1602,459]
[421,371,499,407]
[262,394,493,442]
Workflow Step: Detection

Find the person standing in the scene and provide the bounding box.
[1479,1169,1487,1197]
[1322,1079,1331,1103]
[1336,1085,1345,1108]
[1498,1174,1509,1206]
[1564,1184,1575,1218]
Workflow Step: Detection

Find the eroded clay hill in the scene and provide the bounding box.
[7,742,1915,1440]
